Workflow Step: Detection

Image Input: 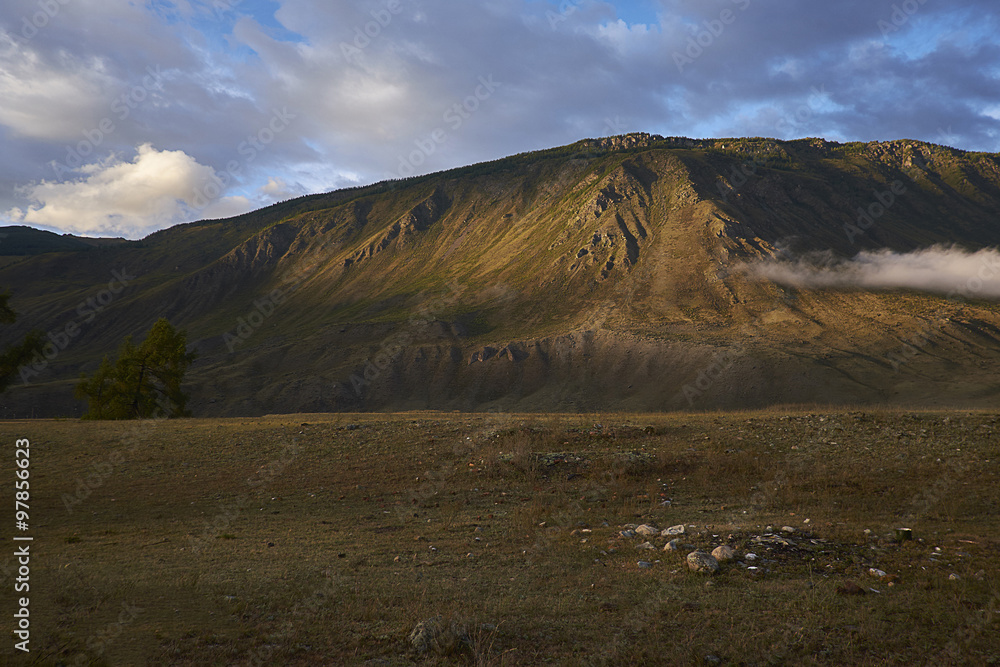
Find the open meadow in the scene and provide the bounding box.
[2,409,998,665]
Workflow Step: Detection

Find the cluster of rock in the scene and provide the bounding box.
[620,523,740,575]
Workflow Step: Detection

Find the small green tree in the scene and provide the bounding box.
[0,290,45,393]
[76,318,197,419]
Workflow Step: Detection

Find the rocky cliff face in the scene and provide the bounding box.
[4,134,1000,417]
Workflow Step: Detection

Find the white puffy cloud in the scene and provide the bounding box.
[8,144,218,238]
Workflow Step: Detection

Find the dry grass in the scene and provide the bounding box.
[1,409,998,665]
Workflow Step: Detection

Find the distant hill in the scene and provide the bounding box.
[3,134,1000,417]
[0,225,130,255]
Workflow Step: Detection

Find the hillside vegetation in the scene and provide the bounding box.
[3,135,1000,417]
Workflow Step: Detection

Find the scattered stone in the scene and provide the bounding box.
[781,526,796,533]
[711,545,736,562]
[664,539,682,551]
[663,524,686,536]
[620,529,636,539]
[949,573,961,581]
[869,568,887,579]
[686,551,719,575]
[753,534,795,547]
[895,527,913,541]
[636,524,659,536]
[637,541,656,550]
[638,560,653,569]
[408,616,471,656]
[744,553,758,562]
[836,581,866,596]
[704,654,722,665]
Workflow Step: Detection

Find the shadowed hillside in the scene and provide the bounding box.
[4,134,1000,417]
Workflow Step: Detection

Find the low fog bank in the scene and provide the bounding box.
[744,246,1000,300]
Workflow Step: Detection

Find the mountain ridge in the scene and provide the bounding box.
[3,134,1000,417]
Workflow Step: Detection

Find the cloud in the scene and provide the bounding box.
[259,176,307,200]
[7,144,218,238]
[2,0,1000,239]
[0,39,114,141]
[745,246,1000,301]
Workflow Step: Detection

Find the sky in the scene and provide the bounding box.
[0,0,998,239]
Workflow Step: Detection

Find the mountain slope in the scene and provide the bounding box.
[3,134,1000,417]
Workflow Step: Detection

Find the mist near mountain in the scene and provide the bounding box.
[745,246,1000,301]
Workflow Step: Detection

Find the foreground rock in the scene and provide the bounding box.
[711,545,736,562]
[687,551,720,574]
[409,616,471,655]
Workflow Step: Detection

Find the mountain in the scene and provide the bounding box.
[0,225,130,256]
[3,133,1000,418]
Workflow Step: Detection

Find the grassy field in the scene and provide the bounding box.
[1,409,998,665]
